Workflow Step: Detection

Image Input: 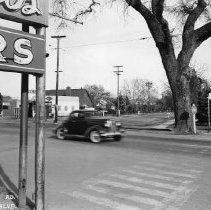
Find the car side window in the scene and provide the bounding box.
[69,112,79,119]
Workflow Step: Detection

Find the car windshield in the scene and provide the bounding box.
[69,111,103,119]
[84,111,103,117]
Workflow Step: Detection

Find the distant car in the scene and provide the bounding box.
[54,110,124,143]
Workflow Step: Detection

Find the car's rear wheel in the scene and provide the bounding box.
[56,127,65,140]
[89,130,101,143]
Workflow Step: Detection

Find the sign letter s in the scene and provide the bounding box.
[14,38,33,65]
[0,35,6,62]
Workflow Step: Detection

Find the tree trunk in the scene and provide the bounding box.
[158,44,195,134]
[171,74,194,134]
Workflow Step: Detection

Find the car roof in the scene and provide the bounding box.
[72,110,98,113]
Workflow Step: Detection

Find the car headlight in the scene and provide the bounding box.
[104,120,112,127]
[116,122,122,127]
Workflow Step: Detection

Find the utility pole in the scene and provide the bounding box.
[113,66,123,117]
[51,35,66,123]
[145,81,153,113]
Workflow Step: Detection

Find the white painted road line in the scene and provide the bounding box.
[109,174,188,190]
[64,191,141,210]
[135,161,203,173]
[121,169,193,184]
[86,184,164,207]
[133,166,199,178]
[95,179,173,198]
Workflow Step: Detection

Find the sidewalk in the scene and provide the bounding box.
[127,129,211,143]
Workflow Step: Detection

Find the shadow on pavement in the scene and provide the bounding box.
[0,164,35,209]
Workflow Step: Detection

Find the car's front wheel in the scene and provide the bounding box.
[56,127,65,140]
[89,130,101,143]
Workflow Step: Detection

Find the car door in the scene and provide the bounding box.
[67,112,87,135]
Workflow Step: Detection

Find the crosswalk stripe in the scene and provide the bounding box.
[65,191,141,210]
[162,184,199,209]
[86,185,164,207]
[86,184,109,193]
[109,174,187,190]
[114,193,163,207]
[121,169,193,184]
[95,179,173,198]
[134,161,202,174]
[133,166,199,178]
[140,158,202,168]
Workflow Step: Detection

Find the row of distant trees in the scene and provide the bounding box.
[84,79,169,114]
[85,72,211,124]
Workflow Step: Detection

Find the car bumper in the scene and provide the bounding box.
[100,130,124,138]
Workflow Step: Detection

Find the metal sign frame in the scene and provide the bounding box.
[0,0,48,26]
[0,1,48,209]
[0,26,45,74]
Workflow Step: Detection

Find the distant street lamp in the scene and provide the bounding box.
[113,66,123,117]
[145,81,153,113]
[51,35,66,123]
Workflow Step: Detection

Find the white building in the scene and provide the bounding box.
[50,96,79,117]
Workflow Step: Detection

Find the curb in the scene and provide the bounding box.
[125,129,211,144]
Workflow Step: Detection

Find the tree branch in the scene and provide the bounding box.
[183,0,207,34]
[49,13,83,25]
[74,0,100,21]
[125,0,154,21]
[177,0,208,80]
[195,21,211,44]
[125,0,167,43]
[151,0,165,20]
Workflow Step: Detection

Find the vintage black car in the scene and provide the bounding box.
[54,110,124,143]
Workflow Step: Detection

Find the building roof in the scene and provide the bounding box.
[46,88,94,107]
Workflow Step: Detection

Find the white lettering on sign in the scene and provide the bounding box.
[14,38,33,65]
[0,35,6,62]
[0,0,41,16]
[0,35,33,65]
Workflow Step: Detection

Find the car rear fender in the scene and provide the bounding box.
[57,125,68,133]
[85,125,104,137]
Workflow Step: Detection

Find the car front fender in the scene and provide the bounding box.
[84,125,104,137]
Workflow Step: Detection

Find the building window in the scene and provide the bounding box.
[65,106,68,111]
[58,106,61,111]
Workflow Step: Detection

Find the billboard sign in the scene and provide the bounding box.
[0,26,45,74]
[0,0,48,26]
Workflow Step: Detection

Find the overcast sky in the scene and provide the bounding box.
[0,1,211,99]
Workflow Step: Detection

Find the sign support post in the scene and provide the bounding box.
[208,93,211,133]
[35,27,46,210]
[191,104,197,134]
[0,1,48,209]
[18,24,29,210]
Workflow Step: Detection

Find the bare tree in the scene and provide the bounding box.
[50,0,100,29]
[115,0,211,133]
[84,84,112,107]
[121,78,159,105]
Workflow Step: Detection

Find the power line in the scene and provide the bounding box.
[48,34,181,50]
[48,37,153,50]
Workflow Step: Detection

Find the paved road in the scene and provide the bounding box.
[0,125,211,210]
